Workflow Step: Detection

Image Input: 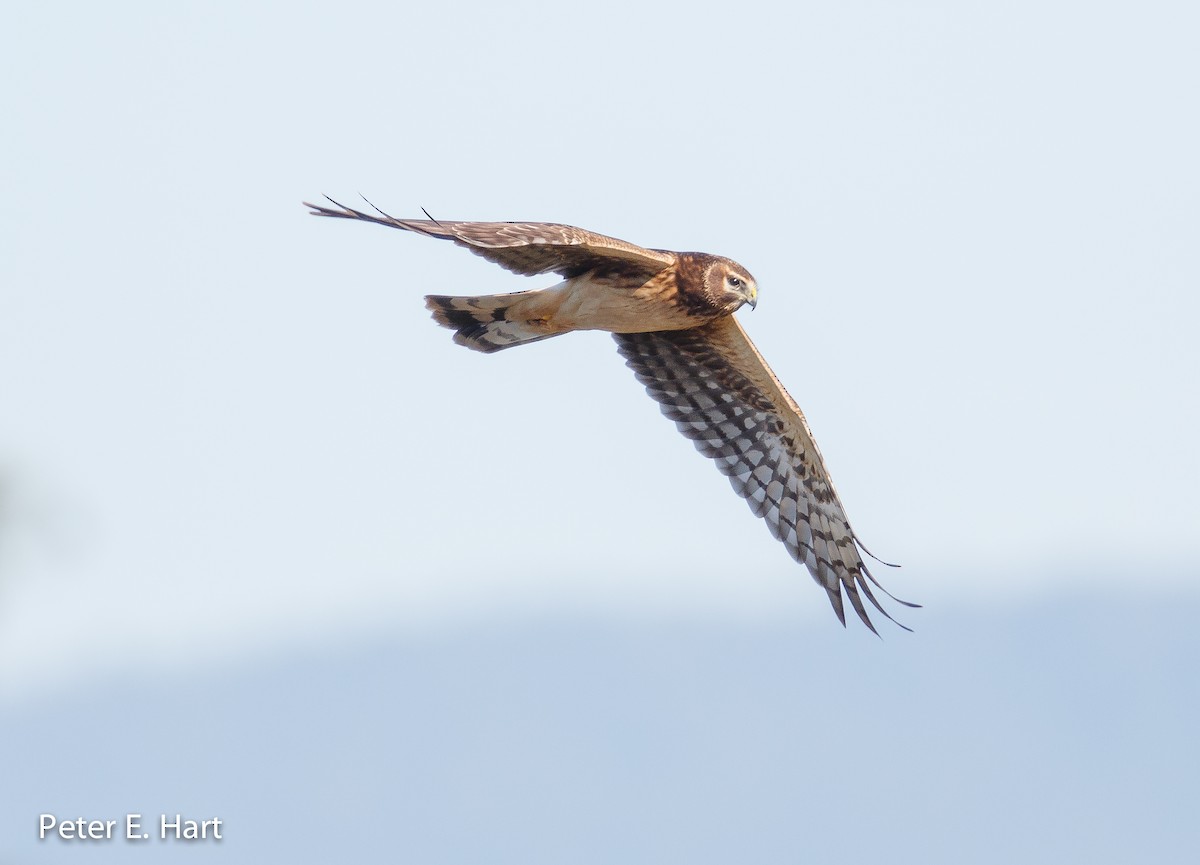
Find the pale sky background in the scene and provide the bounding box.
[1,1,1198,861]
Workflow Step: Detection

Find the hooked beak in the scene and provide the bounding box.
[746,285,758,310]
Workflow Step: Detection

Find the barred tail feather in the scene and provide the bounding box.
[425,292,564,353]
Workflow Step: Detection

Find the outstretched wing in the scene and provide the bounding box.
[614,316,916,632]
[305,197,675,280]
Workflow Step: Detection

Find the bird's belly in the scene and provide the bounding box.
[549,277,708,334]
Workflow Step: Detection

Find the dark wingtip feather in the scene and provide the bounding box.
[855,571,914,634]
[303,198,344,217]
[860,560,922,609]
[855,536,902,568]
[844,582,881,637]
[360,193,400,223]
[304,195,368,220]
[303,195,443,238]
[826,584,847,627]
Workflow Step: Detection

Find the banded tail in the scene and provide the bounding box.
[425,291,566,353]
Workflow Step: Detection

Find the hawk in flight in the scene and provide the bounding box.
[305,198,915,631]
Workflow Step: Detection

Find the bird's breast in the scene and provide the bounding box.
[549,270,722,334]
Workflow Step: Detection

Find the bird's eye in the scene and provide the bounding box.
[728,276,743,288]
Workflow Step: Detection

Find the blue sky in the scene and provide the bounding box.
[2,1,1198,860]
[4,599,1197,863]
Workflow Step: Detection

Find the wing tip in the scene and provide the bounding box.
[302,195,444,237]
[860,560,921,610]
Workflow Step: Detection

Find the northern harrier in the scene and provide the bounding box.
[305,198,915,631]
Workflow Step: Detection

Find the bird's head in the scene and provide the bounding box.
[706,258,758,313]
